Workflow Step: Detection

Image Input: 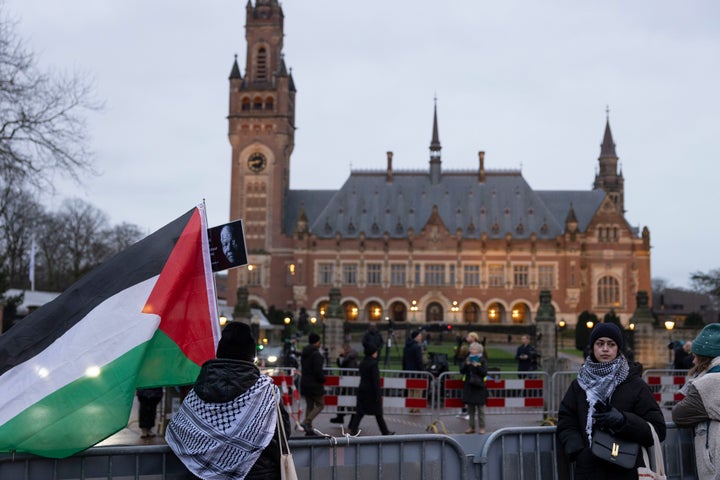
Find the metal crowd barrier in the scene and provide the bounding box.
[0,434,468,480]
[434,371,551,421]
[476,423,697,480]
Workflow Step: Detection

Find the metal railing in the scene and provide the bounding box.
[0,434,468,480]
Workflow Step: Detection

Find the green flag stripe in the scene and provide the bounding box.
[0,343,147,458]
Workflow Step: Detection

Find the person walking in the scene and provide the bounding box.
[348,346,394,436]
[460,341,488,434]
[136,387,163,438]
[330,343,359,424]
[672,323,720,480]
[402,329,425,413]
[299,333,326,436]
[556,322,666,480]
[166,321,290,480]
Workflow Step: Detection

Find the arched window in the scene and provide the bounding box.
[366,301,383,322]
[255,47,268,82]
[342,301,359,322]
[253,96,263,110]
[390,301,406,322]
[597,276,620,306]
[265,96,274,110]
[241,97,251,111]
[463,303,480,324]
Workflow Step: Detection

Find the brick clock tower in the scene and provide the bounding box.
[226,0,295,307]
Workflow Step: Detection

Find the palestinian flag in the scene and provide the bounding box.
[0,205,221,458]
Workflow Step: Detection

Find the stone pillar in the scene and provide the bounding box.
[323,287,345,366]
[629,290,665,368]
[535,290,566,374]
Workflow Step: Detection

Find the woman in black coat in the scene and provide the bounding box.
[556,323,666,480]
[459,341,488,433]
[348,346,394,436]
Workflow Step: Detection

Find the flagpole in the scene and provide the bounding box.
[29,234,36,292]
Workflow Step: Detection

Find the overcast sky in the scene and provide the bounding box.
[6,1,720,290]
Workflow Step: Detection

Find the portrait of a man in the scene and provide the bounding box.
[208,220,247,271]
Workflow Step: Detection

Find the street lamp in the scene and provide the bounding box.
[557,320,567,349]
[219,315,228,327]
[410,300,418,321]
[586,319,594,329]
[665,320,675,366]
[450,301,459,322]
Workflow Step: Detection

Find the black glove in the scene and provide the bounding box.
[592,405,625,431]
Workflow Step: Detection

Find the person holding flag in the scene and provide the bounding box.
[166,321,291,480]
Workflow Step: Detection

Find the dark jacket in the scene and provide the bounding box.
[515,343,538,371]
[402,337,424,371]
[300,344,326,397]
[362,329,384,353]
[356,354,383,415]
[460,357,488,405]
[192,359,291,480]
[556,361,666,480]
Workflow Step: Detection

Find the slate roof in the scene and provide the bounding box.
[282,168,607,240]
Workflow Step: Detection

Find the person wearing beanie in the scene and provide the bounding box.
[557,321,665,479]
[299,332,326,436]
[673,323,720,479]
[402,328,425,413]
[166,321,290,480]
[347,345,394,436]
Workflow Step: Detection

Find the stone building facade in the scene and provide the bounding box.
[225,0,652,329]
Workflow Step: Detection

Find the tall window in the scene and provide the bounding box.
[488,264,505,287]
[317,263,334,286]
[255,47,268,82]
[597,276,620,306]
[464,265,480,286]
[424,264,445,286]
[342,264,358,286]
[538,265,555,289]
[247,265,262,286]
[390,264,406,286]
[513,265,529,288]
[366,263,382,286]
[415,264,421,285]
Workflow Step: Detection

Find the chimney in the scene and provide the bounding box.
[478,151,485,183]
[386,151,393,183]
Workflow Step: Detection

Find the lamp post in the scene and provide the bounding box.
[665,320,675,367]
[451,301,459,323]
[283,315,292,341]
[410,300,418,322]
[557,319,567,350]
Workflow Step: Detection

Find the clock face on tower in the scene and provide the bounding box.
[247,152,267,173]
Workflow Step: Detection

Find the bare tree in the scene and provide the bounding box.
[56,198,109,282]
[104,222,145,255]
[0,6,99,191]
[690,269,720,298]
[0,186,43,286]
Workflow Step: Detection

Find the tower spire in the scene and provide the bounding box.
[593,107,624,212]
[429,96,442,184]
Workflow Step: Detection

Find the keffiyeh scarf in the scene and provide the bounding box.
[166,375,278,480]
[577,354,629,442]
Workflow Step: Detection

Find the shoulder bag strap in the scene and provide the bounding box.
[272,385,291,455]
[645,422,666,476]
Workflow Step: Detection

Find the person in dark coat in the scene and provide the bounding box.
[166,321,291,480]
[362,323,385,355]
[556,322,666,480]
[348,346,394,436]
[330,343,359,424]
[402,329,425,413]
[136,387,163,438]
[459,341,488,434]
[299,333,326,436]
[515,334,538,377]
